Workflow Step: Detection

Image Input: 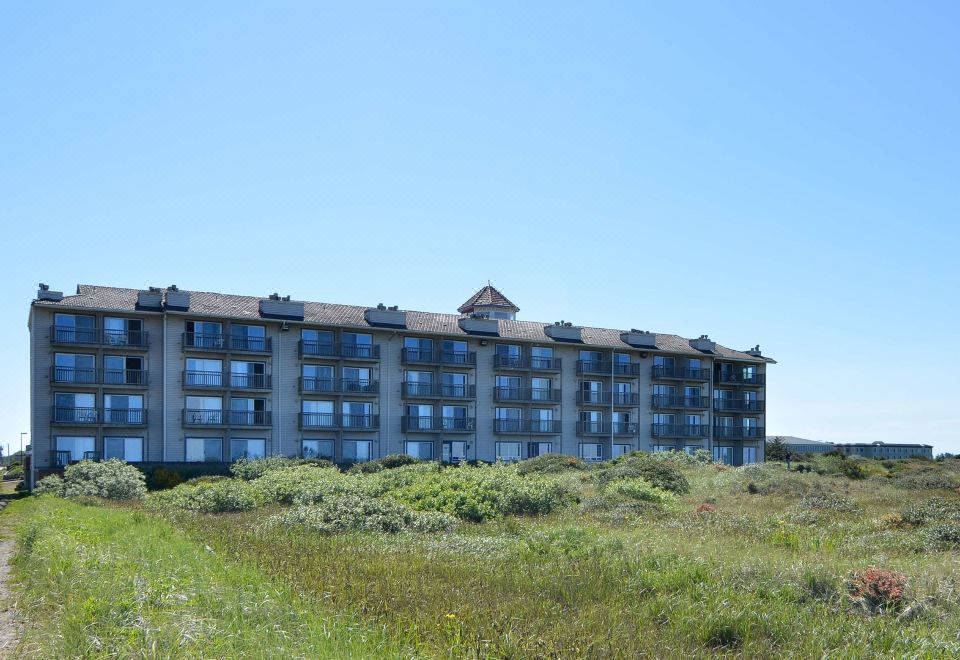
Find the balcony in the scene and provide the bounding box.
[228,373,273,390]
[494,419,562,434]
[183,370,226,388]
[182,409,272,427]
[102,408,147,425]
[576,360,642,376]
[401,416,476,433]
[51,326,149,348]
[51,407,99,424]
[651,365,711,381]
[50,450,101,466]
[493,387,562,403]
[651,424,709,438]
[714,426,766,440]
[577,421,640,436]
[182,333,273,354]
[400,382,476,399]
[576,391,640,406]
[52,367,150,387]
[401,348,477,367]
[298,413,380,430]
[651,395,710,410]
[298,341,381,361]
[492,355,563,372]
[715,371,765,386]
[300,378,379,395]
[713,398,765,412]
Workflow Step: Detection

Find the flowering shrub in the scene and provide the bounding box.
[255,466,373,505]
[847,568,907,612]
[597,454,690,494]
[146,479,261,512]
[900,497,960,526]
[605,478,673,504]
[231,456,332,481]
[798,492,859,513]
[347,453,421,474]
[515,454,586,475]
[921,522,960,550]
[267,495,456,534]
[34,460,146,500]
[696,503,717,514]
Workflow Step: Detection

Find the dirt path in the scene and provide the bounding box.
[0,500,21,658]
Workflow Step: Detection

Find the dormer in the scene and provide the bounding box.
[458,284,519,321]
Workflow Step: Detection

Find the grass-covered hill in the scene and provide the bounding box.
[4,451,960,658]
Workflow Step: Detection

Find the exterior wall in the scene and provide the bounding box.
[836,444,933,460]
[30,303,771,468]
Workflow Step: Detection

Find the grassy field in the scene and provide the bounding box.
[4,453,960,658]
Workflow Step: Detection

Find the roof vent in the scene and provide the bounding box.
[621,329,658,348]
[260,296,305,320]
[544,323,583,342]
[268,292,281,301]
[376,303,386,310]
[36,283,63,302]
[689,335,716,352]
[168,285,179,292]
[364,306,406,328]
[745,345,763,357]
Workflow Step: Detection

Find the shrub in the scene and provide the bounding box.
[267,495,456,534]
[516,453,586,475]
[230,456,332,480]
[900,498,960,526]
[147,466,185,490]
[605,478,673,504]
[921,522,960,550]
[146,479,261,513]
[35,460,147,500]
[893,468,960,491]
[347,453,421,474]
[847,568,907,613]
[140,463,234,490]
[253,465,368,505]
[839,461,866,480]
[3,463,24,480]
[597,454,689,494]
[799,492,860,513]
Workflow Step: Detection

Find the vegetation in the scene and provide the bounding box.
[33,459,146,500]
[4,453,960,657]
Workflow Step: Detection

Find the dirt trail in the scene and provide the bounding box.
[0,500,21,658]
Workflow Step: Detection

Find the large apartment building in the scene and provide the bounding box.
[28,283,774,485]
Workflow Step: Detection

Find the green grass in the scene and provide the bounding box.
[8,456,960,657]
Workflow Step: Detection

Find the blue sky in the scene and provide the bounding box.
[2,2,958,455]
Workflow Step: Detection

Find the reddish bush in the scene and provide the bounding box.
[847,568,907,612]
[696,503,716,514]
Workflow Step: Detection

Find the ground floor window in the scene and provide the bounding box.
[612,444,632,459]
[230,438,266,461]
[579,443,603,462]
[651,445,673,453]
[528,442,553,457]
[302,439,334,460]
[442,440,468,463]
[343,440,372,462]
[104,437,143,462]
[55,436,95,464]
[405,441,434,460]
[186,437,222,462]
[684,445,703,455]
[713,445,734,465]
[496,442,522,463]
[743,446,758,464]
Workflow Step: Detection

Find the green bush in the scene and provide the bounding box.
[605,478,673,504]
[139,463,234,490]
[253,465,370,505]
[892,468,960,491]
[838,460,867,480]
[515,454,586,475]
[3,463,24,480]
[597,454,689,494]
[921,522,960,550]
[231,456,333,480]
[34,460,147,500]
[798,492,860,513]
[146,479,261,513]
[346,453,422,474]
[901,498,960,526]
[267,495,456,534]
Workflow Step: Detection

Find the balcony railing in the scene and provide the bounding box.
[228,410,272,426]
[298,341,381,360]
[182,333,273,353]
[576,360,642,376]
[299,413,379,430]
[576,421,640,436]
[50,366,97,384]
[651,365,712,381]
[183,370,225,388]
[183,409,225,425]
[494,419,562,434]
[401,416,476,432]
[300,378,379,394]
[713,398,765,412]
[102,408,147,425]
[651,424,709,438]
[51,366,150,386]
[493,387,562,403]
[400,382,476,399]
[181,409,272,426]
[50,450,101,466]
[401,348,477,366]
[229,373,272,390]
[492,355,563,371]
[51,407,99,424]
[651,395,710,410]
[103,369,148,386]
[714,426,766,439]
[51,326,149,347]
[715,371,766,386]
[576,391,640,406]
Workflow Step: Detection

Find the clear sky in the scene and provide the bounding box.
[2,2,958,456]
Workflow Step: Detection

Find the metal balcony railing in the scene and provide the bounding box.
[713,426,766,439]
[50,366,97,384]
[229,373,272,389]
[228,410,272,426]
[492,355,563,371]
[183,333,272,353]
[576,391,640,406]
[299,341,381,360]
[300,378,378,394]
[651,365,712,381]
[52,406,99,424]
[651,423,709,438]
[102,369,148,386]
[493,387,562,403]
[651,395,710,410]
[576,421,640,435]
[401,382,475,399]
[102,408,147,425]
[50,450,101,466]
[51,366,150,386]
[51,326,149,347]
[713,398,765,412]
[401,416,476,432]
[401,348,477,366]
[494,419,562,434]
[184,370,225,388]
[715,371,766,386]
[299,413,379,430]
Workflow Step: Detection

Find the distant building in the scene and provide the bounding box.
[834,442,933,460]
[769,436,836,455]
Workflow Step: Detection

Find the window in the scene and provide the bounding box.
[104,354,144,385]
[528,442,553,457]
[404,337,433,361]
[442,339,468,363]
[579,410,602,433]
[301,329,335,356]
[612,411,631,432]
[186,437,223,462]
[580,380,603,404]
[104,394,143,424]
[441,372,467,397]
[342,401,372,427]
[404,370,434,396]
[496,375,521,400]
[230,438,266,461]
[54,392,96,423]
[442,405,468,430]
[54,313,96,343]
[302,439,334,460]
[685,414,701,435]
[530,408,554,432]
[684,386,701,406]
[342,332,373,358]
[496,407,522,432]
[531,377,553,401]
[103,317,143,346]
[343,440,372,463]
[186,320,223,348]
[530,346,554,369]
[230,398,266,425]
[405,441,434,460]
[342,367,371,392]
[743,417,759,438]
[54,353,96,383]
[613,352,632,374]
[442,440,467,463]
[713,446,734,465]
[231,361,266,388]
[653,384,675,406]
[185,396,222,424]
[302,364,334,392]
[743,447,758,464]
[684,445,703,455]
[54,436,95,464]
[104,437,143,462]
[496,344,521,357]
[579,350,603,367]
[302,400,334,426]
[652,413,673,436]
[579,443,603,462]
[612,444,632,458]
[406,404,433,430]
[651,445,673,453]
[231,324,266,351]
[496,442,522,462]
[186,358,223,387]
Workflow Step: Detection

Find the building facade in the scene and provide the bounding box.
[834,442,933,460]
[28,283,774,485]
